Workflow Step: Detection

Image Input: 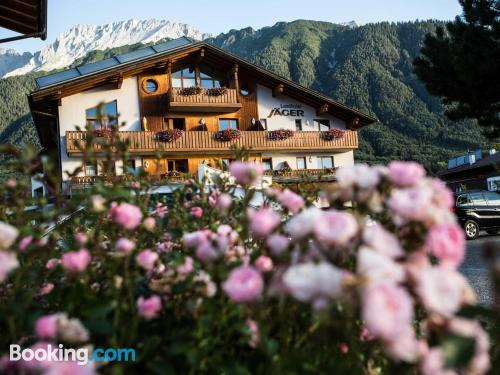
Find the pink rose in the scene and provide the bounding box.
[0,251,18,283]
[116,238,135,254]
[45,258,61,270]
[229,161,263,185]
[61,249,91,272]
[135,249,158,270]
[18,236,33,252]
[388,186,433,223]
[137,295,162,320]
[35,315,58,339]
[6,178,17,188]
[388,161,425,187]
[74,232,87,245]
[278,189,305,214]
[0,221,19,249]
[255,255,273,272]
[190,206,203,219]
[143,217,156,231]
[363,224,403,259]
[177,256,194,274]
[339,343,349,354]
[196,241,218,262]
[110,202,143,230]
[246,318,260,348]
[248,208,281,238]
[314,210,358,246]
[362,284,414,341]
[216,193,232,211]
[38,282,55,296]
[223,266,264,303]
[266,234,290,255]
[426,224,465,268]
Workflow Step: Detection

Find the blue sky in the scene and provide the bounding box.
[1,0,462,52]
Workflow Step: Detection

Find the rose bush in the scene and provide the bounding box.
[0,130,495,374]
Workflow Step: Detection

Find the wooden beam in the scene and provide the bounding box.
[346,117,360,130]
[233,64,239,99]
[272,83,284,97]
[196,48,205,65]
[316,103,329,116]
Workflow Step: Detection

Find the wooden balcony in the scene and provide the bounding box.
[70,173,194,188]
[168,87,242,112]
[264,168,337,183]
[66,130,358,155]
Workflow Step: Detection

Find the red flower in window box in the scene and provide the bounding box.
[322,128,346,141]
[179,87,203,96]
[214,129,241,142]
[93,128,115,138]
[268,129,294,141]
[155,129,184,143]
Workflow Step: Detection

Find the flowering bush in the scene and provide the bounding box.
[179,86,202,96]
[214,128,241,141]
[206,87,228,96]
[155,129,183,142]
[0,136,495,374]
[93,127,114,138]
[322,128,346,141]
[268,128,294,140]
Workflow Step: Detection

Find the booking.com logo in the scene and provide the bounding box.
[10,344,136,366]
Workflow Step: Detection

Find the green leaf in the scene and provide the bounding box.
[441,333,476,369]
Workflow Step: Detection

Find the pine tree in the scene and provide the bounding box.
[414,0,500,138]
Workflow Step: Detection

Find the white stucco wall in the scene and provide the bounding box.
[256,84,346,131]
[58,77,140,180]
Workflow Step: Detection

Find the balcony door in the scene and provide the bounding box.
[164,118,185,130]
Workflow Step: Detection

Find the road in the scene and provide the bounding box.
[459,233,500,305]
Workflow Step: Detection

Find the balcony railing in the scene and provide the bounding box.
[169,87,242,112]
[70,173,194,188]
[264,168,337,183]
[66,130,358,155]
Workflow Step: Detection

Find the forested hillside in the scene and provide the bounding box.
[0,20,489,171]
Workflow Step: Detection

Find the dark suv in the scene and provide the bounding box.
[455,190,500,240]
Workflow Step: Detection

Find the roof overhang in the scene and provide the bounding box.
[30,40,377,141]
[0,0,47,43]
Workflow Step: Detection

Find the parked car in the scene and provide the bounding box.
[454,190,500,239]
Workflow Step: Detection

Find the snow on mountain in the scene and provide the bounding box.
[2,19,211,78]
[0,48,33,78]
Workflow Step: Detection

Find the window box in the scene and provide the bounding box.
[268,129,294,141]
[322,128,346,141]
[214,128,241,142]
[155,129,184,143]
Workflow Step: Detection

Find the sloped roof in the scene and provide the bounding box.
[35,37,192,88]
[30,37,377,128]
[0,0,47,41]
[438,152,500,176]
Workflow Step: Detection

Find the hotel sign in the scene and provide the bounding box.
[268,104,304,118]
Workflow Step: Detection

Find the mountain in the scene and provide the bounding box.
[0,19,490,173]
[2,19,211,78]
[0,48,32,77]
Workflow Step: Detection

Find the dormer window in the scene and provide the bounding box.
[172,68,196,88]
[85,100,118,129]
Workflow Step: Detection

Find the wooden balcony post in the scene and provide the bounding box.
[233,64,239,101]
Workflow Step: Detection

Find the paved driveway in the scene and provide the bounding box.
[459,233,500,305]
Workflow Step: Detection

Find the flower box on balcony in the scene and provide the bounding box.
[322,128,346,141]
[155,129,184,143]
[214,129,241,142]
[268,129,294,141]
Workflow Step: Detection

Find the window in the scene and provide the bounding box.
[144,79,158,93]
[171,68,196,88]
[456,194,473,207]
[34,186,44,198]
[295,119,303,131]
[199,71,221,88]
[263,158,273,171]
[317,156,334,169]
[164,118,185,130]
[219,119,238,130]
[297,157,307,170]
[167,160,188,173]
[86,101,118,129]
[126,160,136,173]
[259,119,267,130]
[314,119,330,131]
[483,192,500,206]
[85,162,97,176]
[470,193,487,205]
